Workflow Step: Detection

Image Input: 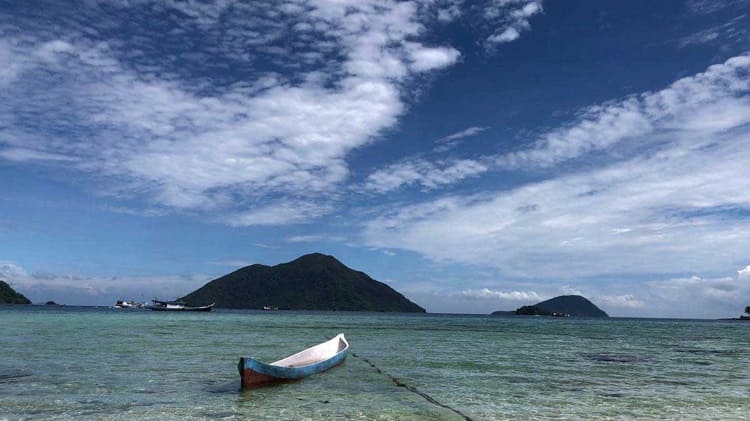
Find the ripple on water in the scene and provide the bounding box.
[582,353,648,363]
[0,370,32,383]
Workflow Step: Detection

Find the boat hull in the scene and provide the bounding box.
[239,334,348,388]
[146,304,214,312]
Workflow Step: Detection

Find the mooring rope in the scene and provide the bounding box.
[349,350,473,421]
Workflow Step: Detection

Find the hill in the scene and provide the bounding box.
[0,281,31,304]
[181,253,425,312]
[492,295,608,317]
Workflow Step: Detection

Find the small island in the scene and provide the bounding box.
[492,295,609,318]
[181,253,425,312]
[0,281,31,304]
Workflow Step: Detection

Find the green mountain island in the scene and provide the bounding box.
[492,295,609,317]
[0,280,31,304]
[181,253,425,312]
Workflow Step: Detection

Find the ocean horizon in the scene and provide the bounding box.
[4,303,745,320]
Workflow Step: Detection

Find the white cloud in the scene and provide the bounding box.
[499,54,750,169]
[560,285,583,296]
[0,148,77,163]
[0,0,473,225]
[433,125,490,153]
[364,54,750,196]
[364,158,488,193]
[0,262,29,281]
[209,260,253,268]
[407,45,461,72]
[365,54,750,196]
[643,267,750,317]
[438,126,489,143]
[364,132,750,277]
[286,234,346,243]
[286,234,325,243]
[363,54,750,279]
[461,288,541,301]
[437,0,463,22]
[489,27,520,43]
[225,201,333,226]
[0,40,25,87]
[101,206,168,218]
[485,1,543,45]
[0,261,209,305]
[595,294,646,309]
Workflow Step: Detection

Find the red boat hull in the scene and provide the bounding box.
[239,367,289,388]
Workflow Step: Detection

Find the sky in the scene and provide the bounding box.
[1,0,749,318]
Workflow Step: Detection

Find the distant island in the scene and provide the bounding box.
[181,253,425,312]
[492,295,609,318]
[0,281,31,304]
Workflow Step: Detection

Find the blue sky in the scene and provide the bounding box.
[1,0,749,317]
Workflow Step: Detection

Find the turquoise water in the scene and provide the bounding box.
[1,306,749,420]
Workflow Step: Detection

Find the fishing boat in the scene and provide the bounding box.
[262,305,278,311]
[114,299,142,309]
[145,299,214,312]
[238,333,349,388]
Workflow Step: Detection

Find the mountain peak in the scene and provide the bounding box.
[182,254,425,312]
[534,295,608,317]
[492,294,608,317]
[288,252,342,266]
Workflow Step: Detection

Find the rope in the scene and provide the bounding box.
[350,350,473,421]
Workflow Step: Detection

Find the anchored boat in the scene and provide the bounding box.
[145,299,214,312]
[238,333,349,388]
[114,299,142,309]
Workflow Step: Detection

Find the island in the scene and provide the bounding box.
[491,295,609,318]
[181,253,426,312]
[0,281,31,304]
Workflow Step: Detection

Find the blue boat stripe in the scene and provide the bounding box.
[243,349,348,379]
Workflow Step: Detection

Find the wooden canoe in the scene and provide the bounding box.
[238,333,349,388]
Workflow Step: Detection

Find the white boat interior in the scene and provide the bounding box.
[272,334,348,368]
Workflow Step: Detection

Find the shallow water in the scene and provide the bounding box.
[1,306,749,420]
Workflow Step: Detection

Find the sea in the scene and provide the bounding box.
[1,306,749,420]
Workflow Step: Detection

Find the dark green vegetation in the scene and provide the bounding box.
[514,305,558,316]
[0,281,31,304]
[182,253,425,312]
[492,295,609,317]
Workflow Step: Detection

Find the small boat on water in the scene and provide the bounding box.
[114,300,142,309]
[145,299,214,312]
[262,305,278,311]
[238,333,349,388]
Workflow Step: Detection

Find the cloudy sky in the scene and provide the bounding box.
[1,0,749,317]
